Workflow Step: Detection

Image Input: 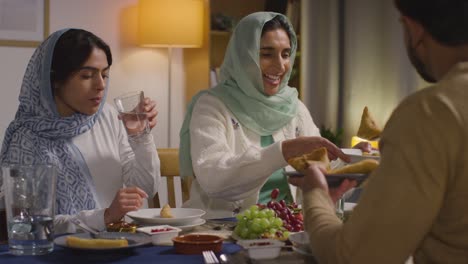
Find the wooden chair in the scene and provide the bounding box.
[153,148,192,208]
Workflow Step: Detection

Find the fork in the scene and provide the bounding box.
[202,250,220,264]
[70,218,100,238]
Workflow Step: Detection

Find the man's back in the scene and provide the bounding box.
[406,62,468,262]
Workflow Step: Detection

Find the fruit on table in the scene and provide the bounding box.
[270,188,279,200]
[234,188,304,240]
[151,227,175,233]
[234,205,290,240]
[265,199,303,232]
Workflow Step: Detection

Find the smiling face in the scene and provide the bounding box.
[259,28,292,96]
[54,47,110,117]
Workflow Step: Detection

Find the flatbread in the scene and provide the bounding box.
[66,236,128,249]
[357,106,382,140]
[287,147,330,172]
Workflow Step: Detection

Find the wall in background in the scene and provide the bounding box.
[0,0,188,148]
[302,0,427,147]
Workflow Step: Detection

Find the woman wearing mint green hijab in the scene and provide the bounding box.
[180,12,351,219]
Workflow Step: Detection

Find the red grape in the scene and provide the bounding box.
[267,201,275,209]
[271,188,280,200]
[280,200,287,208]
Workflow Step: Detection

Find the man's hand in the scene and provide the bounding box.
[104,187,148,224]
[353,141,373,153]
[288,162,357,204]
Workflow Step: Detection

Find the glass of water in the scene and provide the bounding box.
[114,91,150,139]
[2,164,57,255]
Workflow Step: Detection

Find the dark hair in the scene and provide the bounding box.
[394,0,468,46]
[51,29,112,84]
[261,15,293,45]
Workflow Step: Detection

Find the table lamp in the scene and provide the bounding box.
[138,0,204,147]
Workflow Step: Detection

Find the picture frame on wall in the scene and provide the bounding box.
[0,0,49,47]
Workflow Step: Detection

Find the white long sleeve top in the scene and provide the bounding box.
[183,94,320,219]
[54,103,160,234]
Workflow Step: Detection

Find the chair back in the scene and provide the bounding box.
[154,148,191,208]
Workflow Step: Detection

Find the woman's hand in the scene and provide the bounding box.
[104,187,148,224]
[282,136,351,163]
[288,162,357,204]
[141,97,158,129]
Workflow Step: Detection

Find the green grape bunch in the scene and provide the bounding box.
[234,188,304,240]
[234,204,290,240]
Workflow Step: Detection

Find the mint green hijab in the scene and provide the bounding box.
[179,12,299,177]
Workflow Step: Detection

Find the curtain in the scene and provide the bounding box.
[302,0,427,147]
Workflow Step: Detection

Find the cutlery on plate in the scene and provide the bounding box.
[70,218,101,238]
[203,250,220,264]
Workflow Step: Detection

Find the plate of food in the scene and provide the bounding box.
[176,218,206,231]
[54,232,151,251]
[284,171,369,188]
[126,205,206,225]
[341,148,380,163]
[286,147,379,188]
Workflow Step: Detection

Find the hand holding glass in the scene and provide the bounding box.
[114,91,150,138]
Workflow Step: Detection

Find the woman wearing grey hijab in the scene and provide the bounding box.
[1,29,161,234]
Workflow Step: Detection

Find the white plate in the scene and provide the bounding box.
[292,245,314,256]
[54,232,151,251]
[341,148,380,163]
[289,231,313,256]
[176,218,206,232]
[126,208,206,225]
[344,202,357,211]
[284,171,368,188]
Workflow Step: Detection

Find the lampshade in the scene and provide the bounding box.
[138,0,204,48]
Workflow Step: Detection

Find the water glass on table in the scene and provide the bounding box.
[0,201,7,245]
[2,164,57,255]
[114,90,150,138]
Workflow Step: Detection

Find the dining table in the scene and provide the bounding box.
[0,219,317,264]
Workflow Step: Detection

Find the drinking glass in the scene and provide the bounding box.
[0,197,6,245]
[114,91,150,138]
[3,164,57,255]
[335,197,345,221]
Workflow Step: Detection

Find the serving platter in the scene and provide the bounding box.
[284,171,368,188]
[341,148,380,163]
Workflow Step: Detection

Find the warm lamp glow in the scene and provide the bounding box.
[351,136,379,149]
[138,0,204,47]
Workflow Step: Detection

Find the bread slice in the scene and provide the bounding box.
[66,236,128,249]
[357,106,382,140]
